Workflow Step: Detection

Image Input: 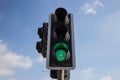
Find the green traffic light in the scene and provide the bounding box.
[55,49,66,61]
[54,42,68,62]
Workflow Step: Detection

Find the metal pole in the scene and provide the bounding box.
[57,70,70,80]
[62,70,64,80]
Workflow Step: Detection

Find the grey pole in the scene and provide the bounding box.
[57,70,70,80]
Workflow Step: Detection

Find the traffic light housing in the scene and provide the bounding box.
[36,23,48,57]
[46,8,75,70]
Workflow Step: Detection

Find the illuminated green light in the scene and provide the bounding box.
[56,49,66,61]
[54,42,68,62]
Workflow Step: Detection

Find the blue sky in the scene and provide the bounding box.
[0,0,120,80]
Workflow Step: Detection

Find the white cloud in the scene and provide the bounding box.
[81,3,97,14]
[1,52,33,68]
[100,76,112,80]
[81,0,104,14]
[81,68,93,77]
[72,68,94,80]
[0,41,33,77]
[35,56,44,63]
[0,67,14,77]
[94,0,104,7]
[8,78,16,80]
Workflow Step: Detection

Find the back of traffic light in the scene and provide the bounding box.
[46,8,75,70]
[36,23,48,57]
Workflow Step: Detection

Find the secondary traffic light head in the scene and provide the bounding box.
[36,23,48,58]
[46,7,75,70]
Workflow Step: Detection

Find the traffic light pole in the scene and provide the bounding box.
[57,70,70,80]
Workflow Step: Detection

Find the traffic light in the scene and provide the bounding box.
[46,8,75,70]
[36,23,48,57]
[50,70,58,79]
